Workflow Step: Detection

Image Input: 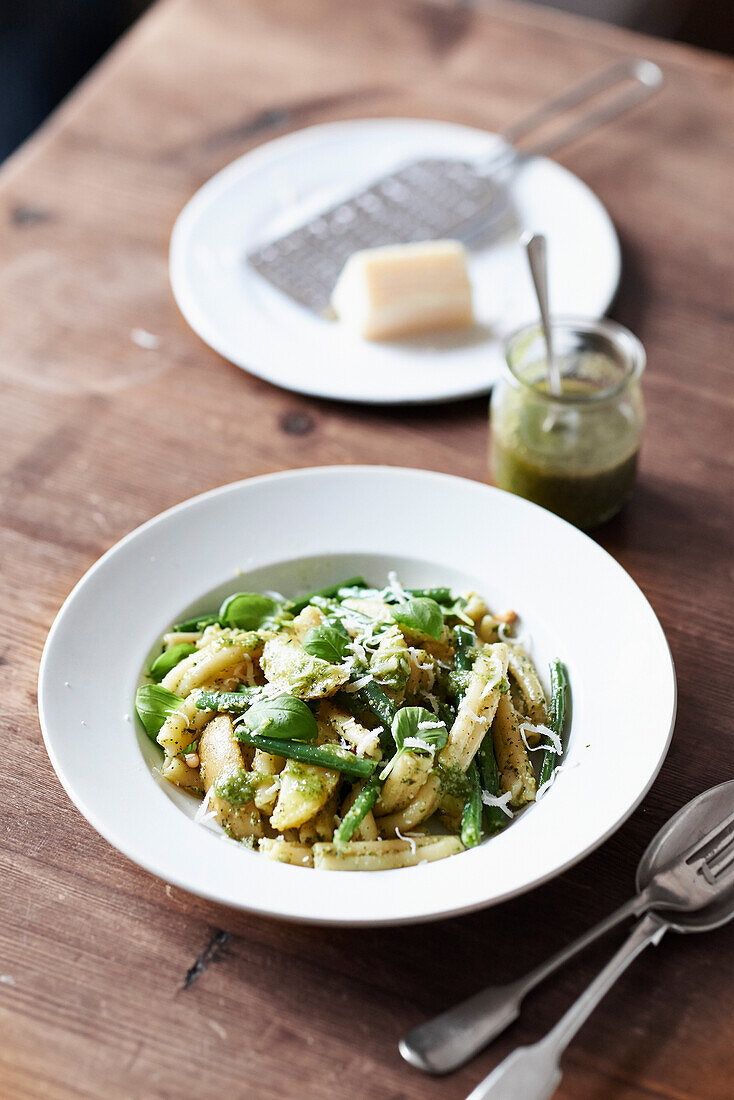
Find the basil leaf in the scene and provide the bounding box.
[172,613,219,632]
[219,592,279,630]
[392,597,444,640]
[242,693,318,742]
[392,706,448,753]
[135,684,184,741]
[149,643,197,682]
[441,595,473,625]
[302,620,350,664]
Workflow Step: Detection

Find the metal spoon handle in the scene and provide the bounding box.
[400,891,647,1074]
[523,233,562,396]
[465,912,668,1100]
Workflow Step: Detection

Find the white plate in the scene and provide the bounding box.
[38,468,674,925]
[170,119,621,404]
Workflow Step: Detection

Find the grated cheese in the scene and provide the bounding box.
[385,570,407,600]
[498,621,531,650]
[535,767,561,801]
[130,327,161,350]
[520,721,563,756]
[480,789,514,818]
[240,654,256,687]
[465,707,489,727]
[480,677,500,700]
[535,760,579,801]
[395,827,418,854]
[408,647,436,672]
[343,673,373,693]
[402,736,435,754]
[345,639,368,665]
[423,692,440,714]
[355,726,382,757]
[194,787,219,827]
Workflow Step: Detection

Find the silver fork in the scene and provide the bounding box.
[464,826,734,1100]
[648,807,734,906]
[401,793,734,1076]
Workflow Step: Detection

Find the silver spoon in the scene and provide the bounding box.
[400,780,734,1076]
[523,232,562,397]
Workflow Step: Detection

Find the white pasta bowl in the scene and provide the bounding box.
[38,467,676,925]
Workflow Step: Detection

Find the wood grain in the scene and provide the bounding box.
[1,1,733,1097]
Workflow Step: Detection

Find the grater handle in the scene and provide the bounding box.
[498,58,662,159]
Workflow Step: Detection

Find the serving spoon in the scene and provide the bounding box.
[400,780,734,1076]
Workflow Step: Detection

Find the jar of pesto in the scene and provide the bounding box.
[490,317,645,529]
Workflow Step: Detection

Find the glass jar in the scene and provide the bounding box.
[490,317,645,529]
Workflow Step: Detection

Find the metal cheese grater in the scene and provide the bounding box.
[247,59,662,313]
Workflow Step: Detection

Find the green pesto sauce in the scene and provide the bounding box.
[286,761,325,799]
[370,648,411,692]
[493,443,637,530]
[214,769,258,807]
[492,376,640,529]
[435,764,472,802]
[447,669,472,699]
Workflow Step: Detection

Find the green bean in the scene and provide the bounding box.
[195,688,259,713]
[477,727,505,835]
[288,576,367,615]
[347,675,396,754]
[333,689,367,719]
[332,687,391,754]
[539,659,569,788]
[405,587,453,603]
[448,625,477,703]
[171,613,219,632]
[461,762,483,848]
[334,773,382,848]
[436,697,457,731]
[453,625,476,675]
[233,729,377,777]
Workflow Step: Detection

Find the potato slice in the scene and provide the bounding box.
[270,759,340,831]
[199,715,262,840]
[261,634,348,699]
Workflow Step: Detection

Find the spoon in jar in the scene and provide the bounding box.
[400,779,734,1076]
[523,232,562,397]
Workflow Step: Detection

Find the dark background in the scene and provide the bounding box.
[1,0,732,163]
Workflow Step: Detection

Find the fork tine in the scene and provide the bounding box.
[702,823,734,866]
[683,806,734,867]
[701,841,734,887]
[706,833,734,877]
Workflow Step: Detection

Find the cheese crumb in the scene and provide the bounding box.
[130,328,161,350]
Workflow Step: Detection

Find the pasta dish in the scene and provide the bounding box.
[136,575,568,871]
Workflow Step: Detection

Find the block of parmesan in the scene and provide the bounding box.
[331,239,474,341]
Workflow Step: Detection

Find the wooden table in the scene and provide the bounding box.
[2,1,733,1096]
